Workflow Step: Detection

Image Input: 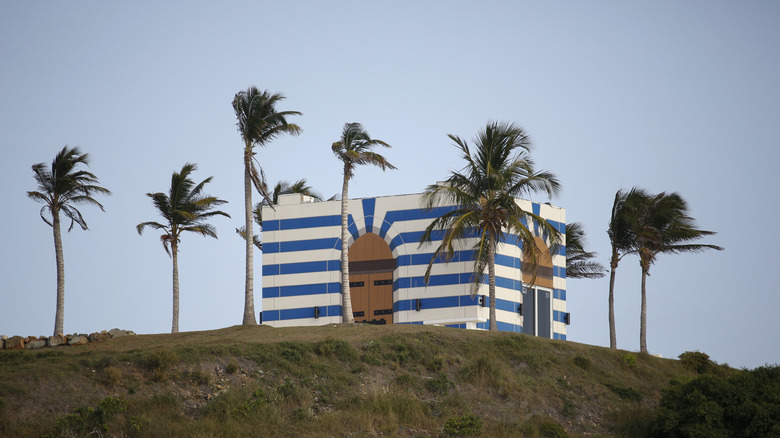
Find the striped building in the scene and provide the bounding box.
[261,192,569,339]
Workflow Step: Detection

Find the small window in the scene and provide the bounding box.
[349,281,365,287]
[373,279,393,286]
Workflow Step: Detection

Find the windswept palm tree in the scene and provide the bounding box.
[233,87,301,325]
[137,163,230,333]
[565,222,605,279]
[633,192,723,353]
[27,146,111,336]
[332,123,395,323]
[236,178,323,250]
[420,121,561,331]
[606,187,649,349]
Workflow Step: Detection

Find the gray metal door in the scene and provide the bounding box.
[522,288,535,335]
[537,289,551,339]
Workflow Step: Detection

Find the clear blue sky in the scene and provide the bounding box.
[2,1,778,368]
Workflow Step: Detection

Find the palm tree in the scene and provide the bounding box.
[137,163,230,333]
[27,146,111,336]
[233,87,302,325]
[633,192,723,353]
[236,178,323,250]
[332,122,395,323]
[565,222,605,279]
[606,187,649,349]
[420,121,561,331]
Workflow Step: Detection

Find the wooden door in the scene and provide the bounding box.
[348,233,395,325]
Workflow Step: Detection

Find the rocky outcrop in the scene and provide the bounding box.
[5,336,25,350]
[48,334,65,347]
[0,329,136,350]
[25,337,48,350]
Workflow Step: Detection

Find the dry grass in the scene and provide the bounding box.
[0,324,695,437]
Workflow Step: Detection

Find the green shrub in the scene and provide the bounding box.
[443,413,483,437]
[141,350,178,373]
[678,350,713,374]
[652,365,780,437]
[605,383,643,401]
[104,365,122,384]
[425,372,451,394]
[620,352,637,368]
[572,354,591,370]
[44,396,128,438]
[459,356,503,388]
[315,337,359,362]
[226,361,239,374]
[610,405,654,438]
[519,415,569,437]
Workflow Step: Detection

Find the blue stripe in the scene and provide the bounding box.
[532,202,540,216]
[263,264,279,276]
[378,206,457,239]
[263,282,341,298]
[362,198,376,233]
[280,260,328,275]
[263,287,279,298]
[283,215,340,230]
[263,305,341,322]
[347,214,359,242]
[263,215,342,232]
[263,260,341,277]
[279,238,340,253]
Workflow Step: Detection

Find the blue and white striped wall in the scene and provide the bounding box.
[261,192,567,339]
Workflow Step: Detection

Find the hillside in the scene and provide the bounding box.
[0,324,697,437]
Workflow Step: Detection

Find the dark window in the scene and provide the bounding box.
[374,308,393,315]
[373,279,393,286]
[349,281,364,288]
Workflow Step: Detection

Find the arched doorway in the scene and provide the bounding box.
[348,233,396,325]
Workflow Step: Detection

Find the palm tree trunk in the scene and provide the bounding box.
[242,150,257,325]
[640,264,648,353]
[52,211,65,336]
[171,241,180,333]
[340,168,354,323]
[608,252,618,349]
[488,234,497,331]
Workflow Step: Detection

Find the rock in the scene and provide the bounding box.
[108,328,132,338]
[5,336,25,350]
[68,334,89,346]
[89,332,110,343]
[26,338,47,349]
[48,334,65,347]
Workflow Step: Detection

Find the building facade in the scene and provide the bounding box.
[261,192,569,339]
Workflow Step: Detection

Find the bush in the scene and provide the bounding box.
[44,396,128,438]
[652,365,780,437]
[678,350,714,374]
[621,352,637,368]
[572,354,591,370]
[458,356,503,388]
[519,415,569,437]
[443,413,483,437]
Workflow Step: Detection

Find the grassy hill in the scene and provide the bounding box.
[0,324,699,437]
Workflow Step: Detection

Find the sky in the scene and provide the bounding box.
[1,1,778,369]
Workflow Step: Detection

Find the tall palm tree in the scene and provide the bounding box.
[137,163,230,333]
[633,192,723,353]
[565,222,605,279]
[233,87,301,325]
[332,122,395,323]
[236,178,323,250]
[606,187,649,349]
[420,121,561,331]
[27,146,111,336]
